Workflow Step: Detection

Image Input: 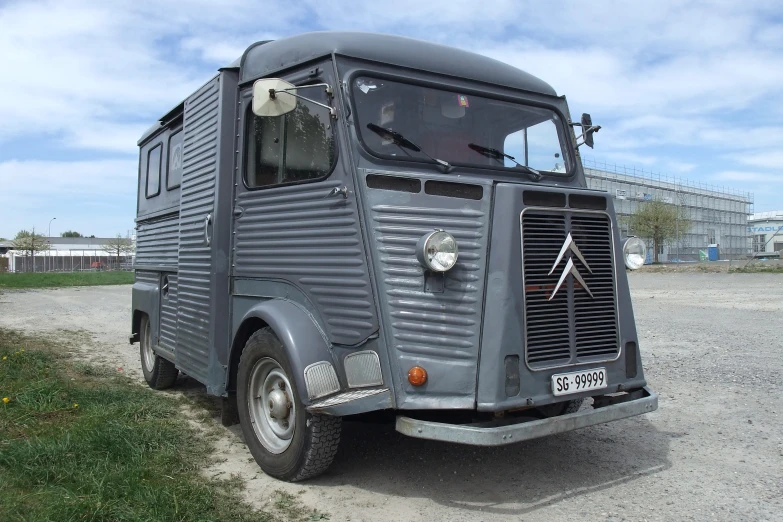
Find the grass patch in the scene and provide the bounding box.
[729,265,783,273]
[0,328,281,522]
[0,271,134,289]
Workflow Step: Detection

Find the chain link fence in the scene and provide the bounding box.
[6,253,134,273]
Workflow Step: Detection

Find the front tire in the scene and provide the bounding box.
[237,328,341,481]
[139,314,178,390]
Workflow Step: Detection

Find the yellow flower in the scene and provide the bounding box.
[2,356,6,360]
[2,397,9,404]
[20,350,24,353]
[73,403,79,409]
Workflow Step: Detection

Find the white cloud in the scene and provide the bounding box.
[714,170,782,183]
[2,0,783,229]
[0,159,137,237]
[730,152,783,170]
[667,162,697,173]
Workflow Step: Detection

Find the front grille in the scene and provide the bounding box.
[521,210,619,369]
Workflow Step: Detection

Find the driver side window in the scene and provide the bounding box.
[245,87,336,189]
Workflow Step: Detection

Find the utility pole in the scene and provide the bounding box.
[48,217,56,272]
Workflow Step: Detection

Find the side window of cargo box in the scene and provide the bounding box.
[146,144,162,198]
[245,90,336,189]
[166,129,183,190]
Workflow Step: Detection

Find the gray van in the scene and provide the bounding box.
[130,31,657,481]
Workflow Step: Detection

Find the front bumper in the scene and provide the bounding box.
[396,386,657,446]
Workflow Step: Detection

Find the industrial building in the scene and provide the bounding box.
[748,211,783,255]
[583,159,754,261]
[1,236,135,273]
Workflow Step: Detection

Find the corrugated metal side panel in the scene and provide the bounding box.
[135,214,179,267]
[135,271,158,285]
[176,77,220,382]
[360,172,492,408]
[233,180,378,345]
[160,274,178,350]
[371,204,486,361]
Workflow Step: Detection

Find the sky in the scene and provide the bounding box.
[1,0,781,239]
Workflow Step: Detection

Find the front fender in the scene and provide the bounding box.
[235,299,336,406]
[131,280,159,344]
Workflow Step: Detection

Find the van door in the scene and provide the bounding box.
[231,62,378,347]
[175,70,238,388]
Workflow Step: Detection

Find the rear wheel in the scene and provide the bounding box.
[237,328,341,481]
[139,314,178,390]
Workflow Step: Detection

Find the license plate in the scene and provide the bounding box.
[552,368,607,396]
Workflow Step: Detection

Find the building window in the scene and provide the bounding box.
[167,129,183,190]
[146,144,162,198]
[245,91,336,189]
[753,234,766,253]
[706,228,716,245]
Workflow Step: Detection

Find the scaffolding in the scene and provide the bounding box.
[583,158,754,261]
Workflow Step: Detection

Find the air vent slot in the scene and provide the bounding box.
[523,191,566,208]
[570,194,607,210]
[366,174,421,193]
[425,180,483,200]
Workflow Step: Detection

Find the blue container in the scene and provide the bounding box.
[708,244,719,261]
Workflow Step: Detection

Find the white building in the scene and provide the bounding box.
[584,159,754,261]
[1,236,136,273]
[748,211,783,254]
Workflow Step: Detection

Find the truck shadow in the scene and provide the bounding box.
[175,376,671,517]
[312,415,672,517]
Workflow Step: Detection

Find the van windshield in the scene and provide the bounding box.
[351,76,570,175]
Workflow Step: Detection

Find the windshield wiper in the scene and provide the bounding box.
[468,143,542,181]
[366,123,452,171]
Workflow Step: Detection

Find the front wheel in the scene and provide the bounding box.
[237,328,341,481]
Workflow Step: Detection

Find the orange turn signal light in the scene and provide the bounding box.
[408,366,427,386]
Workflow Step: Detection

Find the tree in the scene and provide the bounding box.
[11,228,51,257]
[101,234,135,268]
[61,230,83,237]
[11,229,51,271]
[628,200,691,263]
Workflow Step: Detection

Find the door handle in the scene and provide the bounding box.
[325,186,348,199]
[204,213,212,246]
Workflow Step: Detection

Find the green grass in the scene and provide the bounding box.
[729,265,783,273]
[0,271,134,289]
[0,329,289,522]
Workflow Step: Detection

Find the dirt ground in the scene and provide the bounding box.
[1,274,781,521]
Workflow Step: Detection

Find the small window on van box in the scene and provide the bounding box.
[245,92,336,188]
[146,144,162,198]
[167,129,183,190]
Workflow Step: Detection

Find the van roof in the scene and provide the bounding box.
[238,31,557,97]
[141,32,558,145]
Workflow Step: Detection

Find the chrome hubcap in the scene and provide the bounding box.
[248,358,295,453]
[142,321,155,372]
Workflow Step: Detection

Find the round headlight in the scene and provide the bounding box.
[416,230,458,272]
[623,237,646,270]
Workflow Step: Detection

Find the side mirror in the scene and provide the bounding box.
[252,78,298,117]
[580,113,600,149]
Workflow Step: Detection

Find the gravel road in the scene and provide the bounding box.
[1,274,781,521]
